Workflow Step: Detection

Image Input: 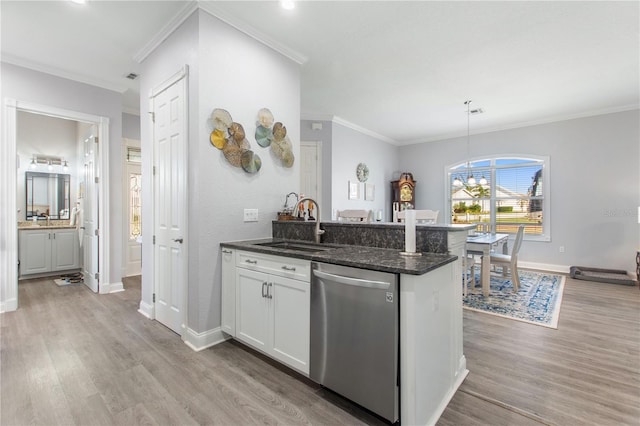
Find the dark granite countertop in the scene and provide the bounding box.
[220,238,457,275]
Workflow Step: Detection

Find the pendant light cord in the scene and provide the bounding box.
[465,100,472,180]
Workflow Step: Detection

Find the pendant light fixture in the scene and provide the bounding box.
[453,100,476,187]
[464,100,476,186]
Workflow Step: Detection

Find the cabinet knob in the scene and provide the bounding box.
[173,238,183,244]
[245,259,257,264]
[222,249,232,254]
[267,282,273,299]
[261,281,268,298]
[281,265,296,272]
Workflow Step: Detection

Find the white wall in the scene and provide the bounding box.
[399,110,640,272]
[122,112,140,140]
[330,122,399,222]
[140,9,301,334]
[1,62,124,288]
[16,112,79,221]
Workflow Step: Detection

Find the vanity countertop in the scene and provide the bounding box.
[18,222,76,230]
[221,238,457,276]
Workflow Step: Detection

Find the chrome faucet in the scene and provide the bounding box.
[293,197,325,243]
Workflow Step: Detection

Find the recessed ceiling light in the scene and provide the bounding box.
[70,0,86,4]
[281,1,295,10]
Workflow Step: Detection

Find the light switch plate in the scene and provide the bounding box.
[244,208,259,222]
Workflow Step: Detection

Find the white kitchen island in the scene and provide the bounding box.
[222,229,469,425]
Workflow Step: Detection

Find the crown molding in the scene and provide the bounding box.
[1,54,127,93]
[301,113,398,145]
[122,106,141,116]
[198,2,308,65]
[133,1,199,63]
[134,1,308,66]
[401,103,640,146]
[332,116,398,145]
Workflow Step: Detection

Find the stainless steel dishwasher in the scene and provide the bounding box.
[310,262,399,423]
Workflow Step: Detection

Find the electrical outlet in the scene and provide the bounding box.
[243,208,259,222]
[559,246,565,253]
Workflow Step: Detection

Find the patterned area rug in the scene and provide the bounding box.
[463,270,565,329]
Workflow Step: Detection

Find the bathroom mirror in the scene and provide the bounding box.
[25,172,70,220]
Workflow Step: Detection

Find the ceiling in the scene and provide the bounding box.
[2,1,638,145]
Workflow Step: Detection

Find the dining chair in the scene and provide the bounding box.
[489,225,525,292]
[397,209,439,224]
[336,209,372,222]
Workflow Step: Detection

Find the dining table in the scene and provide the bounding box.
[466,233,510,297]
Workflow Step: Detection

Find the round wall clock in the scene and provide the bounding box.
[356,163,369,182]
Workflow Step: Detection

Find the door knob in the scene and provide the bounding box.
[173,238,183,243]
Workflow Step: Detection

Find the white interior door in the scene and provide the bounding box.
[152,72,187,335]
[300,141,321,204]
[82,134,99,292]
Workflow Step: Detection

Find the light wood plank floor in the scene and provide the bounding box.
[1,274,638,425]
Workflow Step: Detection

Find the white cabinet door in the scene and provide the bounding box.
[271,275,310,374]
[19,230,51,275]
[236,268,270,352]
[231,250,311,374]
[221,248,236,336]
[51,229,80,271]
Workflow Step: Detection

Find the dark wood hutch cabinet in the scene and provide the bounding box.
[391,172,416,222]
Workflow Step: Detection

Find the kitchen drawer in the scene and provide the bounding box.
[237,250,310,282]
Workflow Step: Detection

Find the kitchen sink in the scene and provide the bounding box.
[256,241,333,253]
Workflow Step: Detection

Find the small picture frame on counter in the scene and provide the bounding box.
[348,181,360,200]
[365,183,375,201]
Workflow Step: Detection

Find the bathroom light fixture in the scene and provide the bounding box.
[30,155,69,171]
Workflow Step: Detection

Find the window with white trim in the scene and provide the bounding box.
[446,156,550,241]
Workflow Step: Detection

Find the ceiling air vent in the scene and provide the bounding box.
[125,73,139,80]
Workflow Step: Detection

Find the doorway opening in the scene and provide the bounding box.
[1,99,111,312]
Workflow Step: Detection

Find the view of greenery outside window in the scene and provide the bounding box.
[447,156,549,240]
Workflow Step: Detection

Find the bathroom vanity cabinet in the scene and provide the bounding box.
[19,227,80,278]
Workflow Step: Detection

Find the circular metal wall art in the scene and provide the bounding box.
[212,109,232,131]
[241,150,262,173]
[222,141,244,167]
[255,125,272,147]
[210,129,227,149]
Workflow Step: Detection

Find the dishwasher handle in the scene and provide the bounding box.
[312,269,391,290]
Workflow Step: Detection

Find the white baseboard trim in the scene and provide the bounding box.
[519,261,570,274]
[108,281,125,293]
[99,281,124,294]
[138,300,154,319]
[0,298,18,313]
[183,326,229,352]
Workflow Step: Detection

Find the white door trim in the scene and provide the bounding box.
[149,65,189,336]
[300,140,323,214]
[1,99,110,311]
[122,138,142,278]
